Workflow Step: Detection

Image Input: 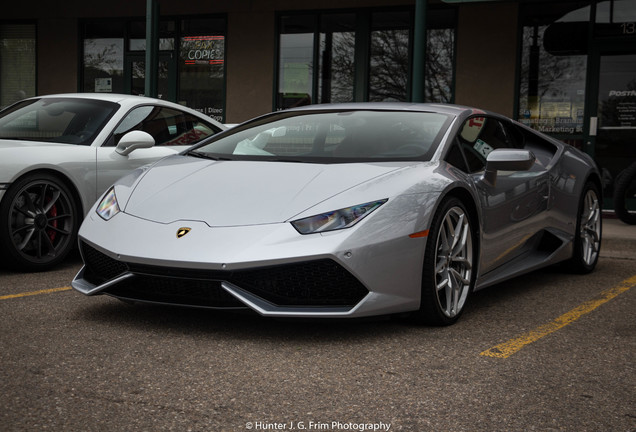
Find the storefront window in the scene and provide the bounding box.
[425,9,455,103]
[82,21,125,94]
[518,2,589,142]
[81,17,226,122]
[179,18,226,122]
[369,11,411,102]
[83,38,125,94]
[128,20,175,52]
[278,15,315,109]
[319,14,356,104]
[1,24,36,108]
[595,0,636,36]
[277,7,455,109]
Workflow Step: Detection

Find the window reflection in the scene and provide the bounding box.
[425,8,456,104]
[0,24,36,108]
[319,14,355,103]
[83,38,124,94]
[518,2,588,139]
[277,8,455,109]
[81,18,226,122]
[278,15,315,109]
[369,11,411,102]
[596,0,636,36]
[426,27,454,103]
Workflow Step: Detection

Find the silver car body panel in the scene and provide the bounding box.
[72,102,600,318]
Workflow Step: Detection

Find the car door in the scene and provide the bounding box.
[452,116,551,275]
[95,105,219,197]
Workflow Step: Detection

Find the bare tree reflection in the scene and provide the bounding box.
[426,28,454,103]
[369,29,410,102]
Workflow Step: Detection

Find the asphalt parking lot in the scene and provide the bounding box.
[1,218,635,432]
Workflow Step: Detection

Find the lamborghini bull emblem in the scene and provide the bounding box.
[176,227,191,238]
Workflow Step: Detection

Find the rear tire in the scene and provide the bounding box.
[0,173,79,271]
[614,162,636,225]
[412,197,476,326]
[568,181,602,274]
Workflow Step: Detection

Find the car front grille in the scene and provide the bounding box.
[107,274,243,308]
[81,241,128,285]
[80,241,369,308]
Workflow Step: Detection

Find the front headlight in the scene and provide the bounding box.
[96,187,120,221]
[291,199,387,234]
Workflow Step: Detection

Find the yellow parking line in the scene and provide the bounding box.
[0,286,72,301]
[481,275,636,359]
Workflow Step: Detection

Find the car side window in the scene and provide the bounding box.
[444,141,470,172]
[516,125,558,167]
[110,106,219,147]
[452,116,515,173]
[0,98,117,145]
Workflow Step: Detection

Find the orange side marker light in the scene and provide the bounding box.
[409,230,429,238]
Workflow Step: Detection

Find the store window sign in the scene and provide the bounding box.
[182,36,224,66]
[283,63,310,94]
[601,89,636,128]
[520,100,585,135]
[598,54,636,130]
[95,78,112,93]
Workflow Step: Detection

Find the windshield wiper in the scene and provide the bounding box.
[267,158,305,163]
[187,151,232,161]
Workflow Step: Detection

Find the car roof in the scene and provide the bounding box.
[32,93,156,104]
[283,102,486,117]
[21,93,225,128]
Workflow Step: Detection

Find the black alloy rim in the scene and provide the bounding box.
[8,180,74,264]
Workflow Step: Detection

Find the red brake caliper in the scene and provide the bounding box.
[47,200,58,243]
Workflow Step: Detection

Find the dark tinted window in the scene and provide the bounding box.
[0,97,118,145]
[111,106,220,147]
[454,116,517,173]
[516,124,558,167]
[444,141,469,172]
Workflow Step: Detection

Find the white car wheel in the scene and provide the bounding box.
[0,174,78,271]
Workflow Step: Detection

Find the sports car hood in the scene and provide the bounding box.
[122,155,406,226]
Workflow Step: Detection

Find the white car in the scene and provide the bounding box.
[0,93,225,271]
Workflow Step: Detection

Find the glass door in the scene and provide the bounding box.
[124,53,176,100]
[588,48,636,205]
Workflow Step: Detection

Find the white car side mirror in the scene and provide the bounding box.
[116,130,155,156]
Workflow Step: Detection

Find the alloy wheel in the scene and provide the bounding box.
[434,206,473,318]
[579,188,601,267]
[8,179,75,265]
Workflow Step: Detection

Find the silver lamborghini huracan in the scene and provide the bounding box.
[72,103,602,325]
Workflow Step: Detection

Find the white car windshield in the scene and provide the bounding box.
[0,98,119,145]
[190,110,453,163]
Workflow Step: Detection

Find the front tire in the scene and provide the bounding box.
[413,197,476,326]
[0,173,79,271]
[568,181,602,274]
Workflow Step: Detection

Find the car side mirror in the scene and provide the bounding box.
[116,130,155,156]
[483,149,536,186]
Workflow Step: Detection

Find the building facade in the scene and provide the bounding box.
[2,0,635,203]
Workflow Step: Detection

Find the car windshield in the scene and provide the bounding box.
[190,110,453,162]
[0,98,119,145]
